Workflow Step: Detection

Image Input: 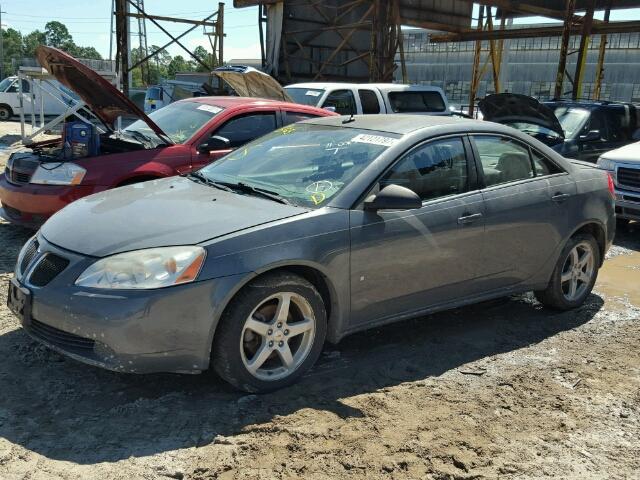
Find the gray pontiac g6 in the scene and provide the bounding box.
[8,115,615,392]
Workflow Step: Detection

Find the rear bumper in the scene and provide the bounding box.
[614,187,640,221]
[0,173,100,226]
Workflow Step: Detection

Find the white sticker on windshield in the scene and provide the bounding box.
[351,133,398,147]
[197,104,222,114]
[305,90,322,97]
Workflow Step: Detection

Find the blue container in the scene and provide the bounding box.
[63,121,100,158]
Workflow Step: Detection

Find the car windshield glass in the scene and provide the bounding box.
[198,123,398,208]
[0,77,14,92]
[554,107,589,137]
[124,101,224,144]
[284,87,325,106]
[506,122,562,138]
[145,86,162,101]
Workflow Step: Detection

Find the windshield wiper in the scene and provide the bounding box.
[216,181,292,205]
[125,129,154,147]
[184,172,234,192]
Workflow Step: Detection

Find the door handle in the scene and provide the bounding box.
[552,193,571,202]
[457,213,483,225]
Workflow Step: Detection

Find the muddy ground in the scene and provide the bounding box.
[0,123,639,479]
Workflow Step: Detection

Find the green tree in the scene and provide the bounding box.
[167,55,190,78]
[44,21,74,50]
[22,30,46,57]
[1,28,23,76]
[192,46,214,72]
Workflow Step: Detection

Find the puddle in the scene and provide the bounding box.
[596,251,640,307]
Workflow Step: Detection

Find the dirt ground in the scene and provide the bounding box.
[0,122,639,479]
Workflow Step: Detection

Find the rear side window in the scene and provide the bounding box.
[473,135,534,187]
[531,149,562,176]
[358,89,380,114]
[283,111,318,126]
[322,90,356,115]
[214,112,277,148]
[388,91,446,113]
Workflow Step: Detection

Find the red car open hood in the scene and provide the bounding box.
[36,46,169,140]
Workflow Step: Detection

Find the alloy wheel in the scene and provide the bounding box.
[560,241,595,302]
[240,292,316,381]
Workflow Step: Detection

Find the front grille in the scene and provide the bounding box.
[618,167,640,190]
[20,238,39,275]
[29,253,69,287]
[5,153,40,185]
[30,318,95,351]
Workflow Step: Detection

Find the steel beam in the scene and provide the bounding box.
[594,1,611,99]
[554,0,577,99]
[469,6,485,117]
[573,0,595,100]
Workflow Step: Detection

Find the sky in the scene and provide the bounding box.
[1,0,261,61]
[1,1,640,63]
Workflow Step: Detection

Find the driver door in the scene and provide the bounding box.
[191,111,279,170]
[349,136,486,328]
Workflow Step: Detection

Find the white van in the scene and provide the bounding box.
[0,76,74,120]
[284,83,450,116]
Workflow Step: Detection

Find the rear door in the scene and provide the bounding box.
[349,135,486,327]
[358,88,385,114]
[190,109,279,170]
[471,134,575,290]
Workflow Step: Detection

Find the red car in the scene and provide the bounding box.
[0,47,334,227]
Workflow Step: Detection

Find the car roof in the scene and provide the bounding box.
[544,99,635,109]
[178,96,331,113]
[285,82,443,92]
[303,114,474,135]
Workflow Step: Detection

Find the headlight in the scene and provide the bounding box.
[30,162,86,185]
[75,246,206,289]
[597,158,616,171]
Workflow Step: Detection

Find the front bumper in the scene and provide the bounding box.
[11,235,248,374]
[614,188,640,221]
[0,173,100,227]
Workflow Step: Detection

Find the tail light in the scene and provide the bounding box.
[607,173,615,199]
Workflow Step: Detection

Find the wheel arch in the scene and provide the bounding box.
[209,262,342,360]
[0,103,14,117]
[568,220,607,266]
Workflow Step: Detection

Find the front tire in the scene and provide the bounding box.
[212,272,327,393]
[0,105,13,121]
[535,233,600,310]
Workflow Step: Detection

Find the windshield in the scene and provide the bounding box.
[198,123,398,208]
[145,86,163,101]
[554,107,590,138]
[124,101,223,143]
[284,87,325,106]
[0,77,14,92]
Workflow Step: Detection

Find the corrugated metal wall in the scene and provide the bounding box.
[398,28,640,106]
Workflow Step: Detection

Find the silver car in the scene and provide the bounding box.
[8,115,615,392]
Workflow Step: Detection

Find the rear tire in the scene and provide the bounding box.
[212,272,327,393]
[535,233,600,311]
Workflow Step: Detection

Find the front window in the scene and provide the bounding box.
[124,101,224,144]
[0,77,14,92]
[198,124,398,208]
[285,87,324,106]
[554,107,590,138]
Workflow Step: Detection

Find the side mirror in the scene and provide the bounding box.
[323,106,337,113]
[579,129,601,142]
[364,184,422,211]
[198,135,231,154]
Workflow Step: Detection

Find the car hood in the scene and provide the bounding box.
[479,93,565,139]
[35,46,169,140]
[41,177,308,257]
[600,141,640,163]
[212,65,293,102]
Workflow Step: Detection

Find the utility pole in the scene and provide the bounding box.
[0,4,6,81]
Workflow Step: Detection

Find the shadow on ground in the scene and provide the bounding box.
[0,292,604,465]
[613,220,640,251]
[0,222,33,273]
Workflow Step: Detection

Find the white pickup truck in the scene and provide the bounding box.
[284,82,450,116]
[0,76,75,120]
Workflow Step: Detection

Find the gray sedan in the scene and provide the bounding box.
[8,115,615,392]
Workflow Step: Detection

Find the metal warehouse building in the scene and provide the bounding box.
[399,27,640,106]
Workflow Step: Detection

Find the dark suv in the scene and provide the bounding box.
[480,94,640,162]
